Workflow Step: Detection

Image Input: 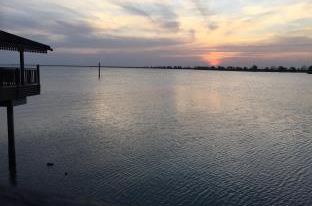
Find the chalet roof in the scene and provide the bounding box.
[0,30,53,53]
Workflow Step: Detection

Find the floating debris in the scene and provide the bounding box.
[46,162,54,167]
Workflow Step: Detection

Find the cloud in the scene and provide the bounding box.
[190,0,219,30]
[0,0,187,56]
[49,20,95,37]
[0,0,91,41]
[191,0,214,17]
[0,0,311,67]
[215,36,312,53]
[207,23,218,30]
[114,2,180,31]
[55,35,184,50]
[131,35,312,66]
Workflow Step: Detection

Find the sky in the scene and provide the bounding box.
[0,0,312,67]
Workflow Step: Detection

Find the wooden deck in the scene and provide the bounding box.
[0,66,40,105]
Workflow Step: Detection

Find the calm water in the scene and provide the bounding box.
[0,68,312,205]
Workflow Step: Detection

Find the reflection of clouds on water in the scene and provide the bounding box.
[0,68,312,205]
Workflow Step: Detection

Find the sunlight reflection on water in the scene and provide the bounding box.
[0,68,312,206]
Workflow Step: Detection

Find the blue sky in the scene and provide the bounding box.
[0,0,311,66]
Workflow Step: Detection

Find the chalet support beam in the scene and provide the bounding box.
[7,103,17,185]
[36,64,40,84]
[7,104,16,166]
[19,49,24,85]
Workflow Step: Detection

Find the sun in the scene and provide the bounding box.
[202,52,223,66]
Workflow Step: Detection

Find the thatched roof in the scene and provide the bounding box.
[0,30,53,53]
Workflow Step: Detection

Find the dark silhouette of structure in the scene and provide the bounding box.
[0,30,52,185]
[149,65,312,73]
[98,61,101,79]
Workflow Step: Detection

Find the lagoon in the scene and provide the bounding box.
[0,68,312,205]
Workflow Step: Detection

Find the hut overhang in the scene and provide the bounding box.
[0,30,53,53]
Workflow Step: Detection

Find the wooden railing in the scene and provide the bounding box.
[0,66,40,87]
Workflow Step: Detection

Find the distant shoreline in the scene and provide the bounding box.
[1,64,311,74]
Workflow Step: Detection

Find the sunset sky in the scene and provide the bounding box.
[0,0,311,66]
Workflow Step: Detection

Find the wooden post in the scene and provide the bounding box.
[7,104,16,167]
[98,61,101,79]
[19,49,24,85]
[7,103,17,185]
[15,68,20,86]
[36,64,40,84]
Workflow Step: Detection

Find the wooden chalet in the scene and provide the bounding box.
[0,30,52,184]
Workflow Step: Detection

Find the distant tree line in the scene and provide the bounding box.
[1,64,311,73]
[149,65,312,73]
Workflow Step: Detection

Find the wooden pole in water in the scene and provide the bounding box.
[36,64,40,84]
[7,104,16,166]
[7,103,17,185]
[19,49,25,85]
[98,61,101,79]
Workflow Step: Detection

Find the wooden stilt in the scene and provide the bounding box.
[7,103,17,186]
[19,50,24,85]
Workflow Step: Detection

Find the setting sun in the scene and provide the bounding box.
[202,52,223,66]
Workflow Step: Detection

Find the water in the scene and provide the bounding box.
[0,68,312,205]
